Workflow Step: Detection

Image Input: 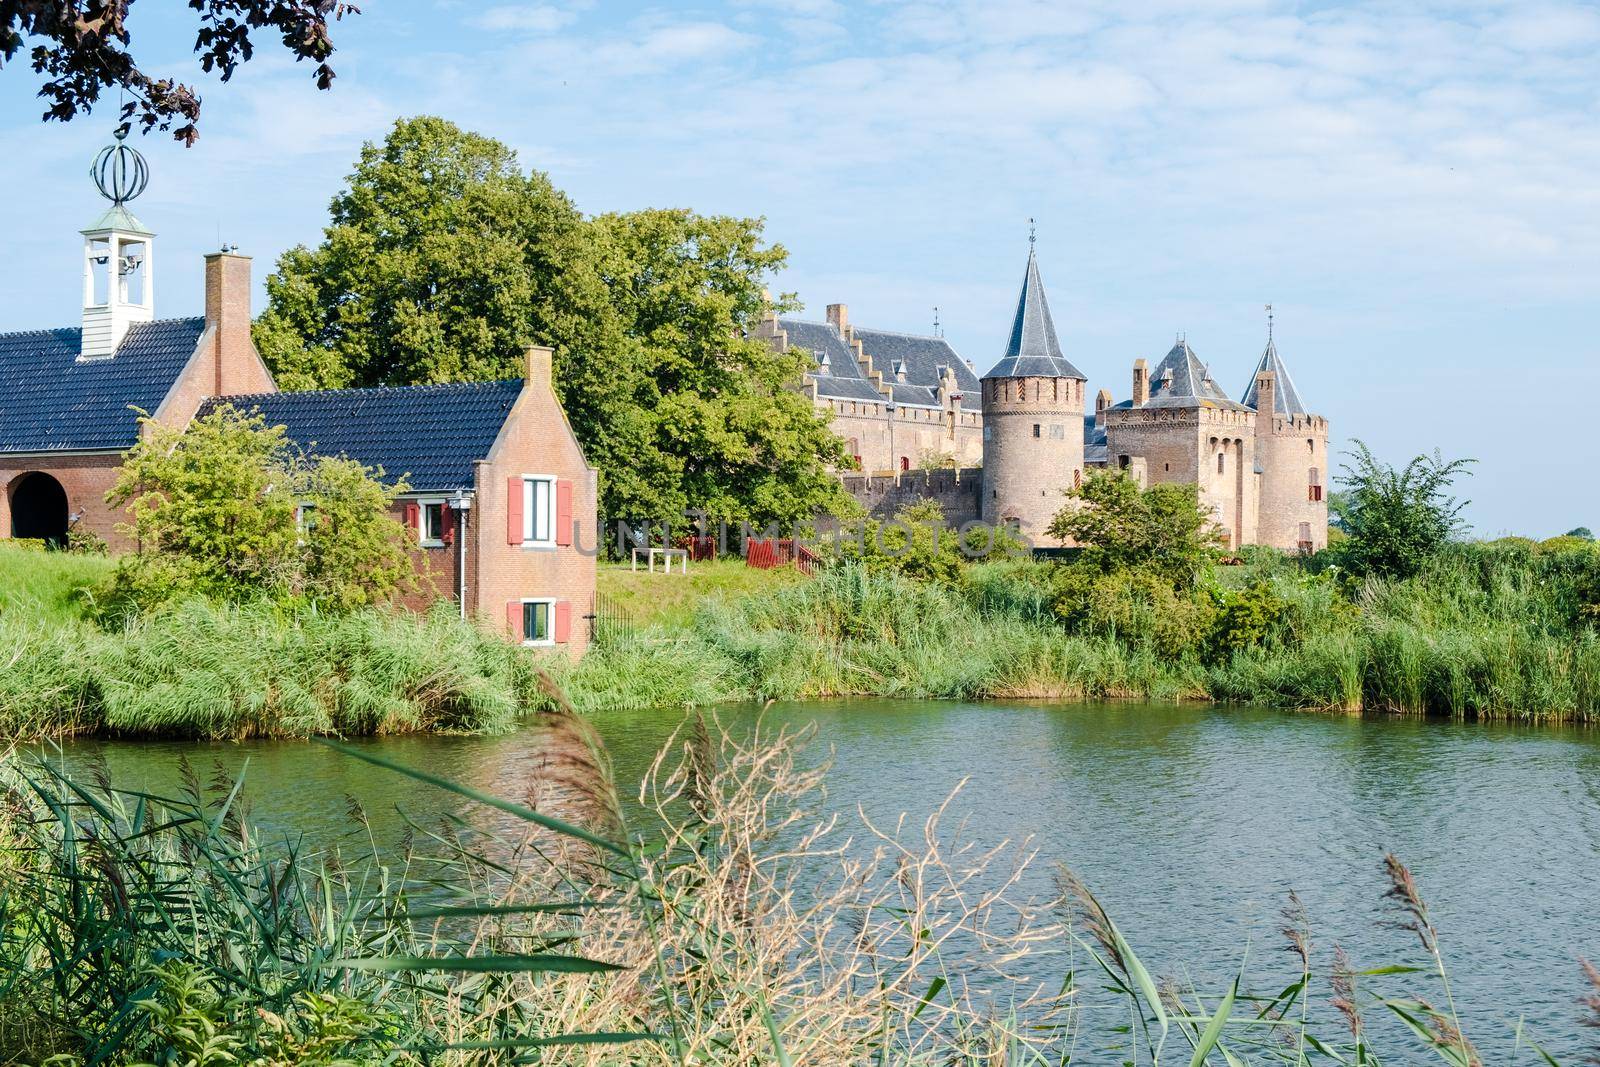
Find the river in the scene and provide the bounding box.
[40,700,1600,1061]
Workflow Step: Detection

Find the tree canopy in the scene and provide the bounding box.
[255,116,853,529]
[104,404,413,614]
[1333,440,1474,579]
[1,0,356,143]
[1047,472,1224,587]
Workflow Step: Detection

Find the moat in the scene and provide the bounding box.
[43,700,1600,1060]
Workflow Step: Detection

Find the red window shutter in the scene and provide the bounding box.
[506,600,521,637]
[554,600,571,644]
[506,476,523,545]
[555,479,573,547]
[403,502,419,530]
[440,502,455,543]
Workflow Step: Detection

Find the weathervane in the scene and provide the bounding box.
[932,306,941,337]
[1265,303,1274,342]
[1028,216,1036,248]
[90,128,149,206]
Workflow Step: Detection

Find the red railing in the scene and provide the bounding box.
[686,536,718,562]
[745,538,818,575]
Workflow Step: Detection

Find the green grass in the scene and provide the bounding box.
[0,541,114,626]
[598,557,803,630]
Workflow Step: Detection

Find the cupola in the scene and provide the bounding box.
[80,131,154,361]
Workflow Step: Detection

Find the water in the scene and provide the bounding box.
[40,701,1600,1060]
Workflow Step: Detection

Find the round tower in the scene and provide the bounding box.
[979,247,1087,544]
[1243,336,1329,552]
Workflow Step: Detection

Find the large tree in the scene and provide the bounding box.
[1,0,356,143]
[255,116,853,528]
[1334,441,1474,579]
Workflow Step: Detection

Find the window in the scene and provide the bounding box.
[294,503,315,540]
[899,456,910,471]
[522,476,555,545]
[420,499,448,546]
[983,425,992,441]
[1032,424,1041,438]
[1217,453,1226,474]
[521,599,554,646]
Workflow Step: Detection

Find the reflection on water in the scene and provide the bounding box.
[42,701,1600,1060]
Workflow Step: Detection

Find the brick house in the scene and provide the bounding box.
[0,141,596,653]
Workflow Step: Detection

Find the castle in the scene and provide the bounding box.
[758,245,1329,553]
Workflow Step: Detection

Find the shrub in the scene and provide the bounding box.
[1333,440,1474,579]
[1047,471,1223,587]
[103,405,415,615]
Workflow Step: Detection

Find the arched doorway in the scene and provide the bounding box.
[10,472,69,546]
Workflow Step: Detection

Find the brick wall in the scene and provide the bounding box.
[840,467,983,524]
[1,455,127,547]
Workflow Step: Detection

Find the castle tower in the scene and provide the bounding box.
[80,131,155,360]
[979,245,1087,543]
[1243,334,1329,552]
[1103,338,1258,549]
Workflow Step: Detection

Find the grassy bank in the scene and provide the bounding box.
[0,594,540,741]
[562,543,1600,723]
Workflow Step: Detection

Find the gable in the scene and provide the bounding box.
[203,379,523,492]
[0,318,204,453]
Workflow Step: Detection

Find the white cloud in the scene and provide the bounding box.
[470,4,579,34]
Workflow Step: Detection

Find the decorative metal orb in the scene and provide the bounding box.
[90,134,149,205]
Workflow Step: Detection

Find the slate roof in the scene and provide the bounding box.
[202,380,523,492]
[1083,414,1108,464]
[0,317,204,454]
[1143,340,1249,411]
[779,317,979,410]
[983,249,1086,380]
[1240,339,1309,416]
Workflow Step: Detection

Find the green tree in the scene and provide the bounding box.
[1046,472,1224,587]
[1566,527,1593,541]
[255,116,852,529]
[104,406,413,614]
[1333,440,1474,579]
[827,499,1024,585]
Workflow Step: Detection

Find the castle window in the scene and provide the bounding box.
[983,425,992,441]
[1032,424,1041,438]
[900,456,910,471]
[1217,453,1225,474]
[1118,455,1130,470]
[1307,438,1314,451]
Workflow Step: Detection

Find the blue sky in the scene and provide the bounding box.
[3,0,1597,536]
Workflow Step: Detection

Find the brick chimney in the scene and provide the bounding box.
[525,344,554,390]
[1132,359,1150,407]
[203,252,258,395]
[1253,370,1276,428]
[1095,388,1112,428]
[826,303,849,338]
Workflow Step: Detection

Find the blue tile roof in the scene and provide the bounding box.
[1143,340,1249,411]
[983,249,1086,381]
[779,317,980,410]
[0,317,204,453]
[203,380,522,492]
[1241,339,1310,416]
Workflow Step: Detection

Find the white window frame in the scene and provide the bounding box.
[294,502,316,543]
[521,474,557,548]
[417,496,448,548]
[519,597,556,647]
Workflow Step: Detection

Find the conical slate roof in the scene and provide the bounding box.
[1144,339,1246,409]
[1241,339,1309,416]
[982,248,1086,380]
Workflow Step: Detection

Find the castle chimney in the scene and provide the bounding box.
[1095,388,1112,428]
[1253,369,1276,426]
[1132,359,1150,407]
[827,303,849,337]
[203,251,256,394]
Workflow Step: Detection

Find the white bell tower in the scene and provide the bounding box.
[80,132,154,361]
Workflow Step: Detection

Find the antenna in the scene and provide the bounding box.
[1265,303,1274,342]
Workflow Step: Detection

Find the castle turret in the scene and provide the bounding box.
[979,245,1086,543]
[1243,335,1329,552]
